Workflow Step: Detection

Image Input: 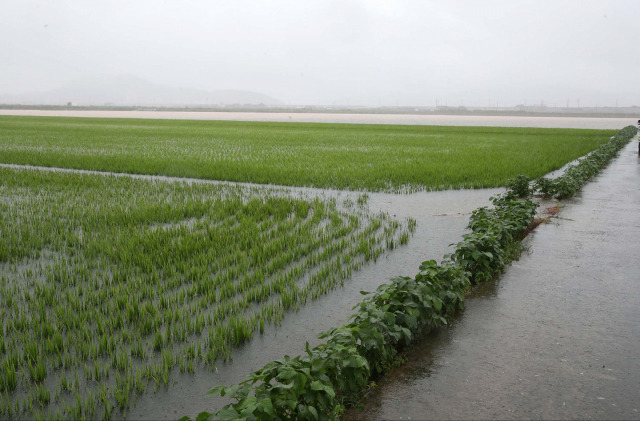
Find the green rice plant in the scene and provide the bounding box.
[152,332,164,352]
[407,217,417,234]
[134,368,146,394]
[0,360,17,392]
[28,360,47,384]
[34,384,50,407]
[59,372,71,393]
[24,342,40,365]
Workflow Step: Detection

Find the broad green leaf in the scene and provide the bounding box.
[257,397,274,416]
[215,407,242,420]
[433,297,443,312]
[308,405,319,420]
[310,381,336,398]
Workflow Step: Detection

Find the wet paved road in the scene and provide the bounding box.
[346,140,640,420]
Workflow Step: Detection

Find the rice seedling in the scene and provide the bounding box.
[0,360,17,392]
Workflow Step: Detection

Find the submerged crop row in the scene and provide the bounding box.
[0,115,614,192]
[0,168,411,420]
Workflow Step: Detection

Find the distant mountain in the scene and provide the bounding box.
[0,75,283,106]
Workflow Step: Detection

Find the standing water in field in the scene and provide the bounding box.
[0,115,621,419]
[0,167,402,419]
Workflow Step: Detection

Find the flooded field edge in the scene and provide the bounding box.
[343,139,640,420]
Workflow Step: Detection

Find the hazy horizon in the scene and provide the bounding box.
[2,0,639,108]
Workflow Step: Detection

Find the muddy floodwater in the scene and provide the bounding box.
[345,140,640,420]
[0,109,636,129]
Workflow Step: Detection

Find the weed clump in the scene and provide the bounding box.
[505,174,532,198]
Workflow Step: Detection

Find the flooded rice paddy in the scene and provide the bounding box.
[0,161,501,419]
[2,114,635,419]
[0,160,503,419]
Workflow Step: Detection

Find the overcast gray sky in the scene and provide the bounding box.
[1,0,639,107]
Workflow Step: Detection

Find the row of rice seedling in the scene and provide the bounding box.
[0,167,411,419]
[0,116,614,192]
[194,124,636,421]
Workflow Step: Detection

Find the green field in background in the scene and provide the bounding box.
[0,116,614,192]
